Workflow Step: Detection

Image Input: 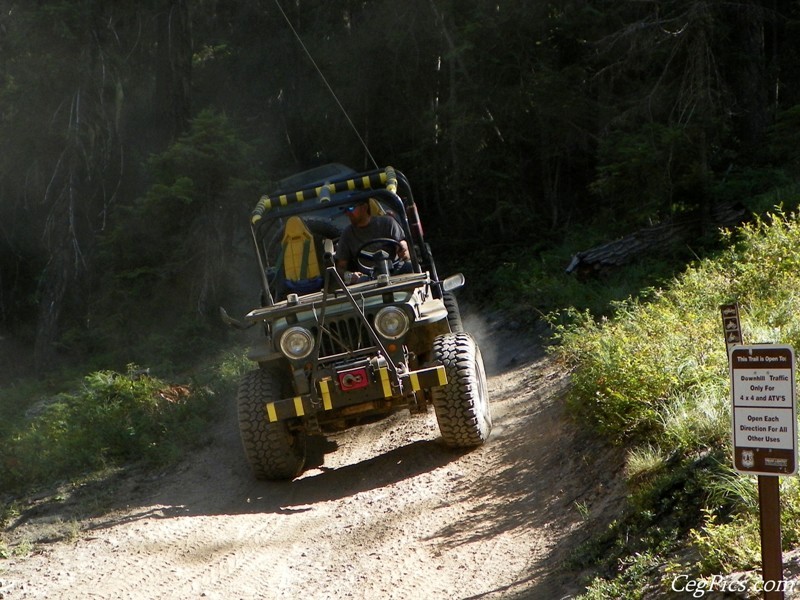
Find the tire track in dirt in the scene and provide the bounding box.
[1,323,626,599]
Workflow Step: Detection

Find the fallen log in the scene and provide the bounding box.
[565,202,748,279]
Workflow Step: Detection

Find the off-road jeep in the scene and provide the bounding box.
[225,164,491,480]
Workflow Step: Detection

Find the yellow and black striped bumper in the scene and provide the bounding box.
[264,364,447,423]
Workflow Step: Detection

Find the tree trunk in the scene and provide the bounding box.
[35,164,81,370]
[155,0,192,142]
[34,250,72,370]
[730,1,769,148]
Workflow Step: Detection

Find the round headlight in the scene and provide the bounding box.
[279,326,315,359]
[374,306,410,340]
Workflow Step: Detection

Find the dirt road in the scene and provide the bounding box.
[0,318,625,599]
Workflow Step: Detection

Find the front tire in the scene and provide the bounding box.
[237,369,306,480]
[443,291,464,333]
[431,332,492,447]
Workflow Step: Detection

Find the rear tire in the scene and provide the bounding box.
[237,369,306,480]
[431,332,492,447]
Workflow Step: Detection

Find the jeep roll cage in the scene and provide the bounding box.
[248,165,440,306]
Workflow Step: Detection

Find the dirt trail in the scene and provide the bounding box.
[0,318,625,599]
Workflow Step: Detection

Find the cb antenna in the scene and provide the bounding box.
[273,0,379,170]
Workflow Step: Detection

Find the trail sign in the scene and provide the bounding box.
[720,303,743,351]
[730,345,796,476]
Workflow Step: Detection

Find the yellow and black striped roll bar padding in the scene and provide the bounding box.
[263,364,447,423]
[251,166,399,224]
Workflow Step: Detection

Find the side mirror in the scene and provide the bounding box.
[442,273,465,292]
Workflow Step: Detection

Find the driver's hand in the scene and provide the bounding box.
[343,270,365,284]
[397,241,410,261]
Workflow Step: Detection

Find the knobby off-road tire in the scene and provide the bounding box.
[431,332,492,447]
[237,369,306,480]
[443,291,464,333]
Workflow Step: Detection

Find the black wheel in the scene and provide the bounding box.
[237,369,306,480]
[431,332,492,447]
[442,291,464,333]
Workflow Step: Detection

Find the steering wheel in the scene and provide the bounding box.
[356,238,404,275]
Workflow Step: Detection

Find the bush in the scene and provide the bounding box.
[0,366,213,493]
[556,209,800,442]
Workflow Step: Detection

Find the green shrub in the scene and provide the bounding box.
[577,551,663,600]
[479,241,683,322]
[556,209,800,444]
[211,347,251,392]
[689,475,800,574]
[553,289,727,443]
[0,366,213,493]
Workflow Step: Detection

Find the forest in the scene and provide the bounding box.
[1,0,799,373]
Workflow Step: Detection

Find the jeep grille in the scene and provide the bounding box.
[312,316,375,357]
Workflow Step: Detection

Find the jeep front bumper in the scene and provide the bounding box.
[263,364,447,423]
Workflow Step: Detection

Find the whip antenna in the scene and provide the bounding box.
[273,0,379,170]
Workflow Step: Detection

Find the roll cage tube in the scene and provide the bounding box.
[248,169,432,305]
[251,166,402,224]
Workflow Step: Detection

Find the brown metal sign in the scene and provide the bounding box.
[730,345,797,476]
[720,303,743,350]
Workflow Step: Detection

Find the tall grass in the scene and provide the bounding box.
[552,209,800,595]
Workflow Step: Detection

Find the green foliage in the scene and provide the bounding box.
[687,475,800,575]
[710,168,795,212]
[591,124,703,223]
[145,109,261,208]
[553,291,726,443]
[577,551,662,600]
[769,104,800,175]
[554,208,800,591]
[0,366,213,494]
[0,380,53,436]
[108,108,260,290]
[212,347,252,393]
[468,237,684,322]
[80,108,265,368]
[688,509,762,575]
[554,209,800,444]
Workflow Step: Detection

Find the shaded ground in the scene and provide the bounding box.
[0,316,626,599]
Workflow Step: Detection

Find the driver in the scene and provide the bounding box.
[335,198,410,284]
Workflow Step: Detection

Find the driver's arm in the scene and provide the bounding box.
[385,217,409,261]
[334,231,359,284]
[336,257,361,285]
